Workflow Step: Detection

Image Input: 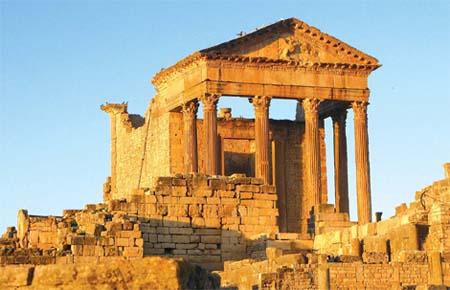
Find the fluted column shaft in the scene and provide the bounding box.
[303,98,322,207]
[352,101,372,224]
[332,109,349,214]
[182,100,199,173]
[200,94,220,175]
[250,96,271,184]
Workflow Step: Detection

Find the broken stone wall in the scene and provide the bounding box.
[220,253,444,289]
[106,101,328,235]
[313,170,450,262]
[103,98,175,201]
[3,175,279,271]
[117,175,279,270]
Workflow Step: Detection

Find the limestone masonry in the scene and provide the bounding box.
[1,17,449,289]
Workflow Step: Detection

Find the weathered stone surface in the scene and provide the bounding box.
[0,257,219,289]
[0,265,34,287]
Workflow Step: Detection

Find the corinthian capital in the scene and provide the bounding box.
[200,93,220,111]
[352,101,369,118]
[301,98,321,115]
[249,96,271,111]
[331,108,348,124]
[181,100,199,116]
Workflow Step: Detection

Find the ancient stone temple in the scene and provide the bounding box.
[101,17,379,234]
[1,18,449,289]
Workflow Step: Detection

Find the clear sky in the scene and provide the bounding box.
[1,0,449,232]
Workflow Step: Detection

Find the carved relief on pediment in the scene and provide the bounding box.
[278,36,321,63]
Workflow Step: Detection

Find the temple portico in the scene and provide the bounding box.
[104,18,379,233]
[177,90,373,226]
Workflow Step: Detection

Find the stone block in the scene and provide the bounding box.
[157,234,172,243]
[179,197,206,204]
[192,175,209,188]
[135,238,144,247]
[168,204,188,217]
[218,190,235,198]
[266,247,283,261]
[176,243,197,250]
[123,247,143,257]
[144,248,165,255]
[239,192,253,199]
[156,227,169,234]
[220,198,239,206]
[395,203,408,216]
[116,237,130,247]
[220,204,237,217]
[266,240,291,251]
[242,216,259,225]
[145,204,157,215]
[444,162,450,179]
[206,197,220,204]
[157,177,173,186]
[362,252,388,264]
[172,235,190,243]
[172,178,187,186]
[95,246,105,256]
[209,178,227,190]
[236,184,260,193]
[221,217,240,225]
[163,196,179,204]
[254,200,274,208]
[250,178,263,185]
[172,186,187,197]
[253,193,277,201]
[397,250,427,263]
[192,217,205,228]
[204,218,221,228]
[276,233,300,240]
[192,189,213,197]
[161,243,176,249]
[203,205,219,217]
[71,235,85,245]
[291,239,314,250]
[275,253,308,266]
[190,235,200,243]
[196,228,222,236]
[169,227,193,235]
[122,222,134,231]
[146,234,158,243]
[188,204,202,217]
[0,265,34,287]
[144,194,157,203]
[261,185,276,193]
[363,236,387,253]
[173,249,187,255]
[82,245,96,256]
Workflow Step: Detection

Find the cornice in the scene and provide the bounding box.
[151,17,381,88]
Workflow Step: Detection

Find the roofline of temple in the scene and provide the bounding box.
[151,18,381,87]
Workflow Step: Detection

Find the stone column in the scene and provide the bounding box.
[332,109,349,214]
[200,93,220,175]
[182,100,199,173]
[302,98,322,206]
[250,96,271,184]
[352,101,372,224]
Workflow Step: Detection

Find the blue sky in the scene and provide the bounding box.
[1,0,449,231]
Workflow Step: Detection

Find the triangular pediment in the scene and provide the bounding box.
[200,18,379,66]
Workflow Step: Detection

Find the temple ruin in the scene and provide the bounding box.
[101,17,378,233]
[1,18,449,289]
